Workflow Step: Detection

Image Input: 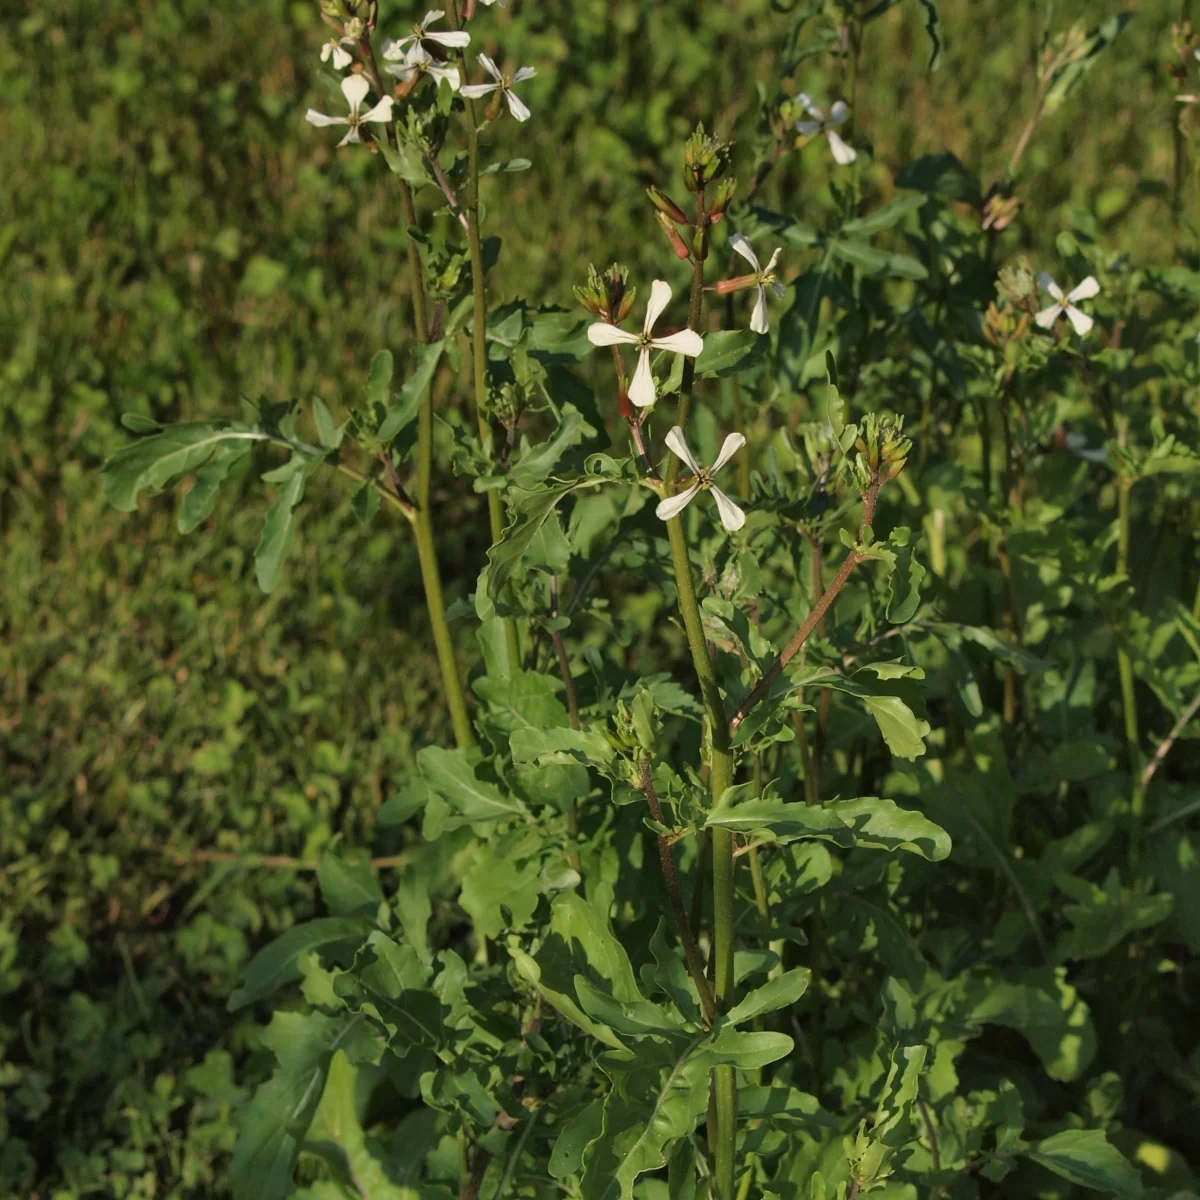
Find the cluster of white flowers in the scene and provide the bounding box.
[586,281,746,532]
[307,7,535,136]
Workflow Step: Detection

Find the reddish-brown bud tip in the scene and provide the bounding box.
[656,210,692,261]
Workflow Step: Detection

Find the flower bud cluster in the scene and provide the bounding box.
[982,262,1036,349]
[573,263,634,324]
[683,123,733,193]
[649,125,738,263]
[852,413,911,491]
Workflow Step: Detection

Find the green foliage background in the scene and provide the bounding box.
[0,0,1195,1196]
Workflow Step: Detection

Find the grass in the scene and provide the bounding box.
[0,0,1190,1193]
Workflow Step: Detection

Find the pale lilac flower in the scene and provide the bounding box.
[795,93,857,165]
[381,9,470,62]
[587,279,704,408]
[385,44,461,91]
[728,235,785,334]
[320,36,355,71]
[1035,274,1100,336]
[460,54,536,121]
[656,427,747,532]
[304,74,394,147]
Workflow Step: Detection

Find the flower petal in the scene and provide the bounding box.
[332,45,353,69]
[628,349,657,407]
[305,109,349,127]
[827,130,857,165]
[460,82,499,98]
[341,72,371,113]
[320,42,333,62]
[1034,304,1061,330]
[796,92,823,120]
[1067,275,1100,303]
[381,36,412,59]
[643,279,673,336]
[729,233,760,272]
[504,88,532,121]
[337,126,362,147]
[431,64,461,89]
[1065,305,1094,336]
[795,119,823,136]
[427,30,471,47]
[665,426,702,474]
[711,487,746,532]
[763,247,782,275]
[421,9,445,25]
[750,286,768,335]
[1037,272,1064,302]
[711,431,747,474]
[586,322,637,347]
[511,66,537,83]
[656,483,701,522]
[651,329,704,357]
[362,96,395,124]
[477,53,503,81]
[828,100,850,126]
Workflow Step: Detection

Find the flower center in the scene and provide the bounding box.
[635,333,654,352]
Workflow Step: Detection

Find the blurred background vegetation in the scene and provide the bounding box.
[0,0,1186,1194]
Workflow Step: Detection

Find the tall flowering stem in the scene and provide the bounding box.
[657,184,738,1200]
[360,35,474,750]
[449,0,522,672]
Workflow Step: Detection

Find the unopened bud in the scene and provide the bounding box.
[486,91,504,122]
[691,222,710,262]
[657,210,692,260]
[646,186,690,225]
[713,273,758,296]
[708,176,737,222]
[605,263,634,323]
[574,263,634,322]
[682,122,733,193]
[343,15,365,39]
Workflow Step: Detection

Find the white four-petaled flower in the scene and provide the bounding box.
[386,43,462,91]
[729,235,785,334]
[587,279,704,408]
[320,36,355,70]
[460,54,536,121]
[382,9,470,62]
[795,93,857,165]
[304,74,395,147]
[656,427,747,532]
[1035,273,1100,336]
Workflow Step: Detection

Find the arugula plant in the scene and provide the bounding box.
[102,2,1200,1199]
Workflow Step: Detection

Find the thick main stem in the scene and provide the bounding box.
[660,214,737,1200]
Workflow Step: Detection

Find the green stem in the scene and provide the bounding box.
[661,204,737,1200]
[361,37,472,748]
[1117,477,1144,854]
[450,0,521,673]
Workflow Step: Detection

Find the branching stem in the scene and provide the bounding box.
[730,482,882,734]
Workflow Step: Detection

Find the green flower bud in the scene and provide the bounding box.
[682,122,733,193]
[574,262,635,322]
[646,186,690,225]
[708,176,738,222]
